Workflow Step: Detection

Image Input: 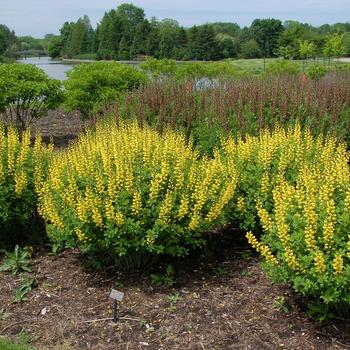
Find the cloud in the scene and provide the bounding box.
[0,0,349,37]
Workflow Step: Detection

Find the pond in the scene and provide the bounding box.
[17,56,75,80]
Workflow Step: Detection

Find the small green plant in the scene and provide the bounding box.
[166,293,183,312]
[15,274,35,303]
[0,246,31,275]
[266,60,300,76]
[0,308,9,321]
[150,265,175,287]
[272,296,289,313]
[240,270,252,277]
[306,64,328,80]
[213,266,229,277]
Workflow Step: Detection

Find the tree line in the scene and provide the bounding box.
[1,3,350,61]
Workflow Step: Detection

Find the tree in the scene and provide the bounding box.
[0,25,16,56]
[118,36,130,60]
[158,19,180,58]
[240,39,262,58]
[63,62,148,118]
[0,64,63,130]
[97,10,122,59]
[48,36,63,58]
[323,33,346,60]
[219,37,239,58]
[145,18,160,57]
[250,19,284,57]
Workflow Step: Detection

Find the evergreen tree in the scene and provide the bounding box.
[145,18,160,57]
[118,36,130,60]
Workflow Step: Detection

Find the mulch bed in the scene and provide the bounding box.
[31,110,86,148]
[1,238,350,350]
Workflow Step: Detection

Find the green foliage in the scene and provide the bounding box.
[250,18,284,57]
[0,245,31,275]
[323,33,346,58]
[0,24,16,56]
[0,339,34,350]
[272,296,289,312]
[63,61,147,118]
[240,39,262,58]
[299,40,317,59]
[166,293,182,312]
[140,58,177,79]
[150,265,175,287]
[265,60,300,76]
[0,64,63,130]
[15,274,35,303]
[306,64,328,80]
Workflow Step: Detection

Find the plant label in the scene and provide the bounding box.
[110,289,124,301]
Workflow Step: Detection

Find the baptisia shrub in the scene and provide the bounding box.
[0,125,52,244]
[245,133,350,312]
[38,121,237,268]
[221,125,330,231]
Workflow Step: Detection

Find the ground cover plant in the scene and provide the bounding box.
[38,121,237,269]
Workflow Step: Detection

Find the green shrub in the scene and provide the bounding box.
[64,61,148,118]
[38,121,237,269]
[140,58,177,80]
[306,64,328,80]
[244,130,350,316]
[0,64,63,130]
[0,126,52,245]
[266,60,300,76]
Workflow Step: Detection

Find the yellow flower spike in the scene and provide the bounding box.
[158,190,173,225]
[178,194,189,220]
[314,251,327,274]
[237,196,246,213]
[131,190,142,216]
[14,170,27,197]
[256,201,273,233]
[332,255,344,275]
[246,231,278,265]
[75,228,88,242]
[284,247,299,271]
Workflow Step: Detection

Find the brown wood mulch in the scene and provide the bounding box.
[0,243,350,350]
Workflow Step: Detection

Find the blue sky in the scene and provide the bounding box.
[1,0,349,37]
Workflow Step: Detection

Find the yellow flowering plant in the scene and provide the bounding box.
[39,121,237,269]
[245,132,350,314]
[0,125,52,244]
[220,125,334,232]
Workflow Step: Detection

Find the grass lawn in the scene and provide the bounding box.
[0,338,34,350]
[229,57,348,74]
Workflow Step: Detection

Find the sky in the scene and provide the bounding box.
[0,0,349,37]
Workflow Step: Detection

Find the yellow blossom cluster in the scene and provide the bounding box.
[39,121,237,255]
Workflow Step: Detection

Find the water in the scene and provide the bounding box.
[17,57,74,80]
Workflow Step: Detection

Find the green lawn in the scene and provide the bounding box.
[0,338,34,350]
[228,57,348,75]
